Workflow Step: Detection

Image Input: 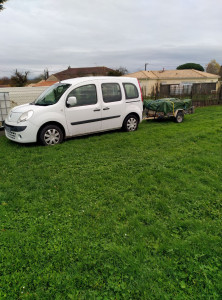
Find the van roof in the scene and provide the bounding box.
[61,76,136,85]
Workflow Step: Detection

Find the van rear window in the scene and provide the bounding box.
[123,83,139,99]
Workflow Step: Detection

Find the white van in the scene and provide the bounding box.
[4,77,143,145]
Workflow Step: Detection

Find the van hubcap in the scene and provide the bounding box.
[44,129,60,145]
[127,118,137,131]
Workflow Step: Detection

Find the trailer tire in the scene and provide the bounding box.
[175,112,184,123]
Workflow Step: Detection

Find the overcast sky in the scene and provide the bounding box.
[0,0,221,78]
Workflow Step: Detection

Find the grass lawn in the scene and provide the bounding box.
[0,106,221,299]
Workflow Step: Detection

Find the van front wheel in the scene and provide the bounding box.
[39,125,64,146]
[123,114,139,132]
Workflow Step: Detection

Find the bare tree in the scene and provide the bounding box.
[206,59,220,75]
[30,69,50,83]
[44,68,49,80]
[11,69,30,87]
[108,67,129,76]
[0,76,11,86]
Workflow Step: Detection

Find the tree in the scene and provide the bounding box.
[30,69,50,83]
[11,69,29,87]
[0,0,7,11]
[108,67,128,76]
[176,63,204,72]
[0,76,11,86]
[43,68,49,80]
[218,66,222,80]
[206,59,220,75]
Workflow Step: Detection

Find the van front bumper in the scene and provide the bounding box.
[4,122,38,143]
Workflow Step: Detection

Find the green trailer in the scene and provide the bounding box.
[143,98,194,123]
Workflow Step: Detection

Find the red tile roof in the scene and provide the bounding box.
[29,80,58,87]
[48,66,115,81]
[124,69,220,80]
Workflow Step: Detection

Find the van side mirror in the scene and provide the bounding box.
[67,96,77,107]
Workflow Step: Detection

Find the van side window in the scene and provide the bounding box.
[67,84,97,107]
[101,83,122,103]
[123,83,139,99]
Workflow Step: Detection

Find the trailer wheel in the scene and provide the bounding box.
[175,112,184,123]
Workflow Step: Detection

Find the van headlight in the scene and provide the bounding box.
[17,110,34,123]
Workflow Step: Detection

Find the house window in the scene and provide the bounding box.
[170,84,192,95]
[182,84,192,95]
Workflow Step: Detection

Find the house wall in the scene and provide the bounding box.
[139,79,158,96]
[0,87,48,107]
[47,75,58,81]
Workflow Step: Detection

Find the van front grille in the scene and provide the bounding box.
[5,130,16,140]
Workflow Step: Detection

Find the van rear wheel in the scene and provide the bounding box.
[39,124,63,146]
[123,114,139,132]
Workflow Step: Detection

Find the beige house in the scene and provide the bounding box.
[124,69,220,97]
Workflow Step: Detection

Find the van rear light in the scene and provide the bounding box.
[137,80,143,102]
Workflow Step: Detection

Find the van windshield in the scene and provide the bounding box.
[34,83,71,106]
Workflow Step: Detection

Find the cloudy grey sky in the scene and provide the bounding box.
[0,0,221,78]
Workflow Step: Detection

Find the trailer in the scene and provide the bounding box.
[143,98,194,123]
[0,92,10,128]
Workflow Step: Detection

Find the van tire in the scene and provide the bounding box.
[123,114,139,132]
[39,124,64,146]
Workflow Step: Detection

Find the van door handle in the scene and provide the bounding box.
[94,108,101,112]
[103,107,110,110]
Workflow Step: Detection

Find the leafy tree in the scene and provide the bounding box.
[11,69,29,87]
[218,66,222,80]
[108,67,128,76]
[177,63,204,71]
[0,0,7,11]
[206,59,220,75]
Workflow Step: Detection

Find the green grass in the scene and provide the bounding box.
[0,106,222,299]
